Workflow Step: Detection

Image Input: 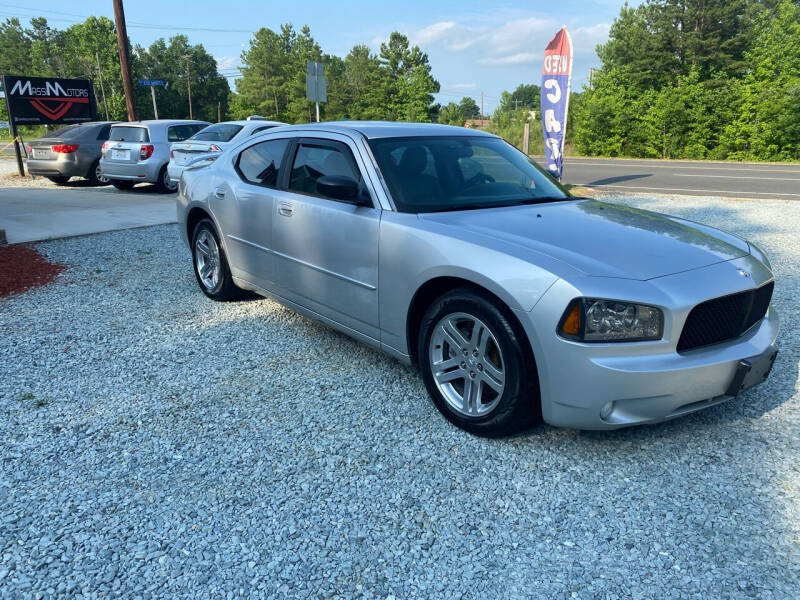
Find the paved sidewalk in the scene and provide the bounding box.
[0,184,177,244]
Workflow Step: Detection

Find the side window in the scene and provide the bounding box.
[288,141,365,201]
[236,139,289,188]
[96,124,112,140]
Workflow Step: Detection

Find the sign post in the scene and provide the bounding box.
[138,79,166,120]
[2,74,97,177]
[306,61,327,123]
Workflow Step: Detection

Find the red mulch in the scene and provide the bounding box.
[0,244,64,298]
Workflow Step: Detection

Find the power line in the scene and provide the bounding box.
[0,3,254,33]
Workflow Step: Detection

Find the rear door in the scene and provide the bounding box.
[212,136,291,290]
[271,135,381,339]
[105,125,149,164]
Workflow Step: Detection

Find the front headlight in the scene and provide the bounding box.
[558,298,663,342]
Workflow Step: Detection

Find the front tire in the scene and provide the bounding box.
[191,218,242,301]
[418,289,541,437]
[155,165,177,193]
[47,176,70,185]
[111,180,135,190]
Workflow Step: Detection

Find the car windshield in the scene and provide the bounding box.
[369,136,570,213]
[189,124,243,142]
[108,126,149,142]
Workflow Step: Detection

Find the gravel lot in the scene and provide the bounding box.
[1,193,798,599]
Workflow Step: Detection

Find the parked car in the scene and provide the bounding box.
[26,121,117,185]
[168,119,285,184]
[176,122,778,436]
[100,120,209,192]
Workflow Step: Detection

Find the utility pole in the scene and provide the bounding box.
[184,55,193,119]
[112,0,137,121]
[150,85,159,119]
[480,91,484,120]
[95,52,110,120]
[217,101,221,123]
[589,67,597,91]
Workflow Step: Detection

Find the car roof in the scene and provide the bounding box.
[214,120,285,127]
[112,120,210,127]
[271,121,497,140]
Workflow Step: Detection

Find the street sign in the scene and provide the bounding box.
[305,61,327,103]
[139,79,166,87]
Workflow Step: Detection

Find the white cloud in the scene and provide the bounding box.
[484,17,553,56]
[446,82,478,91]
[411,21,479,51]
[570,23,611,54]
[215,55,238,71]
[477,52,540,66]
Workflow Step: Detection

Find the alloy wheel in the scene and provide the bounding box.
[96,163,109,183]
[429,312,506,417]
[194,230,221,291]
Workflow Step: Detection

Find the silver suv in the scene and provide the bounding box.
[100,120,209,192]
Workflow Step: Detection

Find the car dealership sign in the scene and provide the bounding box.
[540,28,573,179]
[2,74,96,125]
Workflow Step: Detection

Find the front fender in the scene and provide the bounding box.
[379,212,559,355]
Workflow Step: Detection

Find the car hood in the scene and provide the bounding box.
[418,199,749,280]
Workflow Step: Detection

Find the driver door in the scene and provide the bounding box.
[270,136,381,340]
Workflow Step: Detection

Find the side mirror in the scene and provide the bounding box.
[316,175,370,205]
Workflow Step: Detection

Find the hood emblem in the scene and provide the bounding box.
[737,268,751,278]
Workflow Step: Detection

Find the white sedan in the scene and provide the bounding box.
[168,119,285,183]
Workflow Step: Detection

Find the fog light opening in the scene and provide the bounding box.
[600,401,615,420]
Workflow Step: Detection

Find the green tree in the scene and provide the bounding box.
[379,32,440,121]
[62,16,127,120]
[0,18,32,76]
[438,102,464,125]
[134,35,230,121]
[458,97,480,119]
[720,0,800,160]
[497,84,541,114]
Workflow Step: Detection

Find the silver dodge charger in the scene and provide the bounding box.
[176,122,778,436]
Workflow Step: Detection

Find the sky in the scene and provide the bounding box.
[0,0,630,114]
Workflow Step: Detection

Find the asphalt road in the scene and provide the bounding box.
[555,157,800,199]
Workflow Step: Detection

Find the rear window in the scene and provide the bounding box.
[168,124,208,142]
[190,124,243,142]
[108,126,149,143]
[49,125,83,139]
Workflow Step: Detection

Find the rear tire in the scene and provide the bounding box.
[155,165,177,193]
[47,176,70,185]
[87,160,110,186]
[111,180,135,190]
[191,218,242,301]
[418,288,541,437]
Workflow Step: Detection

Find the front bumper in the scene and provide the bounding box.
[100,159,163,183]
[518,255,779,430]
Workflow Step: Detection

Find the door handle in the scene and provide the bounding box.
[214,188,225,199]
[278,203,293,217]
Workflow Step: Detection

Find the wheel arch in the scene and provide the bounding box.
[406,276,538,375]
[186,205,213,244]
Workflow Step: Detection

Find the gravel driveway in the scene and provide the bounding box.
[1,194,798,599]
